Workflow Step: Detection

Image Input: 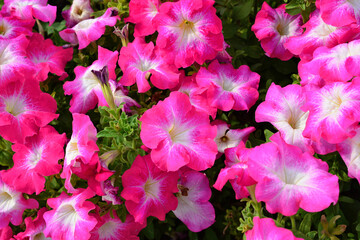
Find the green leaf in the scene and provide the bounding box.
[233,0,254,20]
[299,213,312,234]
[264,129,274,142]
[142,220,155,240]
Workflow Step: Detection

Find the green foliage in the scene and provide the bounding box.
[0,138,13,169]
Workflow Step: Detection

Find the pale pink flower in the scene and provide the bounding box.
[153,0,224,68]
[173,169,215,232]
[62,0,94,28]
[246,217,304,240]
[0,172,39,228]
[251,2,302,61]
[121,154,179,224]
[247,133,339,216]
[196,60,260,112]
[0,16,34,40]
[59,8,119,49]
[126,0,160,37]
[140,91,218,172]
[43,188,98,240]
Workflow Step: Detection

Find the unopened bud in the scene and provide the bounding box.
[114,24,129,47]
[92,66,116,109]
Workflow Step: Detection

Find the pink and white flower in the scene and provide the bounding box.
[0,16,34,40]
[26,33,74,81]
[302,80,360,144]
[1,0,56,25]
[121,154,179,224]
[15,207,50,240]
[246,217,304,240]
[118,37,179,93]
[318,0,360,27]
[196,60,260,112]
[126,0,160,37]
[62,0,94,28]
[43,188,98,240]
[140,91,218,172]
[63,46,118,113]
[173,169,215,232]
[59,8,119,49]
[1,126,66,195]
[247,133,339,216]
[212,120,255,153]
[0,75,58,144]
[0,172,39,228]
[251,2,302,61]
[154,0,224,68]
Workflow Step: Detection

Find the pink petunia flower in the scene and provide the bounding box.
[15,207,50,240]
[62,0,94,28]
[1,0,57,25]
[318,0,360,27]
[213,142,256,199]
[126,0,160,37]
[302,80,360,144]
[1,126,66,195]
[173,168,215,232]
[118,37,179,93]
[0,226,13,240]
[251,2,303,61]
[247,133,339,216]
[121,154,179,224]
[212,119,255,153]
[43,188,98,240]
[140,91,218,172]
[246,217,304,240]
[0,74,58,144]
[0,16,34,40]
[0,172,39,228]
[90,211,145,240]
[59,8,119,49]
[26,33,74,81]
[0,35,35,83]
[154,0,224,68]
[196,60,260,112]
[63,46,118,113]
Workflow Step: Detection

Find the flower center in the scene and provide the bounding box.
[27,146,43,169]
[168,123,190,145]
[33,232,48,240]
[65,139,80,165]
[98,220,118,238]
[276,21,289,36]
[144,178,160,199]
[55,204,79,226]
[0,23,8,35]
[220,136,229,142]
[0,191,16,212]
[177,19,198,47]
[4,95,26,117]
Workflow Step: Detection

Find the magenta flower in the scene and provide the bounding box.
[60,8,119,49]
[62,0,94,28]
[213,142,256,199]
[26,33,74,81]
[140,91,218,172]
[14,207,49,240]
[0,16,34,40]
[0,172,39,228]
[246,217,304,240]
[43,188,98,240]
[90,211,145,240]
[0,226,13,240]
[302,81,360,144]
[0,35,35,83]
[63,46,118,113]
[173,169,215,232]
[1,126,66,195]
[196,60,260,112]
[126,0,160,37]
[2,0,56,25]
[251,2,302,61]
[247,133,339,216]
[118,37,179,93]
[121,154,179,224]
[318,0,360,27]
[154,0,224,68]
[0,75,58,144]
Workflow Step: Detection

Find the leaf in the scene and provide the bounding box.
[299,213,312,234]
[233,0,254,20]
[264,129,274,142]
[142,220,155,240]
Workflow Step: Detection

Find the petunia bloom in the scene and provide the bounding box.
[140,91,218,172]
[15,207,50,240]
[121,154,179,224]
[318,0,360,27]
[247,133,339,216]
[154,0,224,68]
[62,0,94,28]
[251,2,302,61]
